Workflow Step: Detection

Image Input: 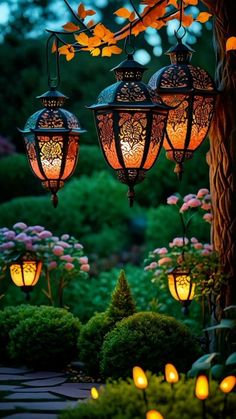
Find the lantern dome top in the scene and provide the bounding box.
[37,88,68,108]
[166,39,194,65]
[90,55,169,111]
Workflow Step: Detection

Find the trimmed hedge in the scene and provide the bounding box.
[100,312,201,379]
[0,305,81,369]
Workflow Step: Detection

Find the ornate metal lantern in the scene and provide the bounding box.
[89,54,170,206]
[149,38,217,177]
[19,88,85,207]
[10,253,42,299]
[168,268,195,314]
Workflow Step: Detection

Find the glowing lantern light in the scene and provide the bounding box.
[195,375,209,400]
[10,254,42,298]
[91,387,99,400]
[89,54,170,206]
[133,366,148,389]
[219,376,236,393]
[165,363,179,384]
[149,38,217,178]
[19,88,85,207]
[168,269,195,314]
[146,410,164,419]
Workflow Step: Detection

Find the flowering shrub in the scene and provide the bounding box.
[145,189,225,299]
[0,222,90,305]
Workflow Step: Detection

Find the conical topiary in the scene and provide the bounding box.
[106,270,136,323]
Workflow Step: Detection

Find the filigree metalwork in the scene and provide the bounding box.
[117,83,146,102]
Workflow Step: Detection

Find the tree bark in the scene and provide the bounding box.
[207,0,236,309]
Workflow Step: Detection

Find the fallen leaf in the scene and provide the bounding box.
[226,36,236,51]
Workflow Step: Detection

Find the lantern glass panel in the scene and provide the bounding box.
[168,273,195,302]
[143,112,167,169]
[10,260,42,287]
[38,135,63,179]
[96,112,122,169]
[61,136,79,179]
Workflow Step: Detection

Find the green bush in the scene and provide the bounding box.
[100,312,201,379]
[146,204,210,250]
[7,305,81,369]
[0,171,135,256]
[0,305,38,361]
[78,271,136,376]
[60,373,236,419]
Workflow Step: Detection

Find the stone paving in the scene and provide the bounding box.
[0,366,99,419]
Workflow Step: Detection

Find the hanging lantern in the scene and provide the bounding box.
[149,38,217,177]
[168,268,195,314]
[10,253,42,299]
[19,88,86,207]
[89,54,170,206]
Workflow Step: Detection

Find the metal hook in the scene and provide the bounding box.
[46,34,60,89]
[174,26,187,42]
[124,23,135,56]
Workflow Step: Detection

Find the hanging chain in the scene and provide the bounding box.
[46,34,60,89]
[175,0,186,41]
[124,23,135,55]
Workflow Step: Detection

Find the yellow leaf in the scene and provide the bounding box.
[102,45,122,57]
[58,44,75,61]
[66,52,75,61]
[88,36,102,47]
[91,48,101,56]
[62,22,79,32]
[184,0,198,5]
[93,23,106,38]
[182,13,194,26]
[196,12,212,23]
[226,36,236,51]
[109,45,122,55]
[114,7,131,19]
[74,32,89,46]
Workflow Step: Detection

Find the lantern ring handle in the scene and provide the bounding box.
[124,23,136,56]
[174,26,186,42]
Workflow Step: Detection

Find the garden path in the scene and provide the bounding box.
[0,367,99,418]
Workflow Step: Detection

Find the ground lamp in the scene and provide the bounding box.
[146,410,164,419]
[91,387,99,400]
[168,268,195,314]
[195,374,209,419]
[19,36,85,207]
[9,254,42,299]
[219,375,236,417]
[133,366,149,409]
[165,363,179,386]
[148,2,217,178]
[89,53,170,206]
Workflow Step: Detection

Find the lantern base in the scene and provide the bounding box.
[42,180,64,207]
[116,169,146,207]
[181,301,191,316]
[166,150,193,179]
[21,286,33,301]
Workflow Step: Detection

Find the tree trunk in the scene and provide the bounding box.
[207,0,236,310]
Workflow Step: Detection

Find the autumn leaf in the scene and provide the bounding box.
[168,0,179,7]
[58,44,75,61]
[196,12,212,23]
[78,3,95,19]
[184,0,198,5]
[62,22,79,32]
[91,48,101,56]
[74,32,89,46]
[226,36,236,52]
[102,45,122,57]
[51,39,57,53]
[114,7,132,19]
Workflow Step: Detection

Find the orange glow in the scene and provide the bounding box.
[146,410,164,419]
[195,375,209,400]
[10,260,42,287]
[165,363,179,384]
[168,273,195,302]
[133,366,148,389]
[219,376,236,394]
[91,387,99,400]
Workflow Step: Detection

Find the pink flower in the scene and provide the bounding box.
[153,248,160,254]
[158,257,172,266]
[26,241,33,251]
[204,194,211,201]
[56,241,71,248]
[191,237,198,243]
[80,264,90,272]
[48,261,57,270]
[203,213,213,223]
[184,194,196,202]
[194,243,203,249]
[202,249,210,256]
[172,237,189,247]
[187,198,202,208]
[204,244,213,251]
[3,231,15,240]
[53,246,64,256]
[158,247,168,255]
[167,195,179,205]
[180,203,189,213]
[75,243,83,249]
[13,222,27,230]
[197,188,209,198]
[61,234,70,240]
[79,256,88,265]
[1,241,15,249]
[150,261,158,269]
[60,255,74,262]
[65,262,74,271]
[15,233,28,241]
[201,203,212,211]
[38,230,52,239]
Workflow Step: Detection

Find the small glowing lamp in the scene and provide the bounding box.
[168,269,195,314]
[91,387,99,400]
[219,376,236,394]
[165,363,179,384]
[133,366,148,389]
[195,375,209,400]
[146,410,164,419]
[10,254,42,298]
